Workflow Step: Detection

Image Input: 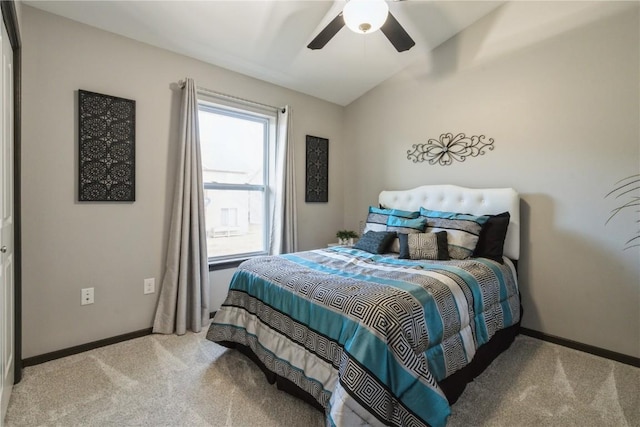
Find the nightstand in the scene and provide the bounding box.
[327,243,353,248]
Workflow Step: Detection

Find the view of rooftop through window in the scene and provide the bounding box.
[198,105,270,260]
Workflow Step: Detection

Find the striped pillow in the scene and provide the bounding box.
[362,206,418,234]
[386,216,427,234]
[386,216,426,252]
[419,208,489,260]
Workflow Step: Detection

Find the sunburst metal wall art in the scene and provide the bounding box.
[78,90,136,201]
[407,133,494,166]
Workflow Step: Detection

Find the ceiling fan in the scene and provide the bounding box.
[307,0,415,52]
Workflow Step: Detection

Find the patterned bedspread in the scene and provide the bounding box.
[207,247,520,427]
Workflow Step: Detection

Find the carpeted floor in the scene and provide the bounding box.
[5,331,639,426]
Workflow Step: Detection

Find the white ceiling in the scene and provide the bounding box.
[24,0,505,106]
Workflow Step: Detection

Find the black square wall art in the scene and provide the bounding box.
[78,90,136,202]
[305,135,328,203]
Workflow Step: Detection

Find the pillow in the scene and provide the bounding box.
[362,206,419,234]
[353,231,397,254]
[473,212,510,263]
[419,208,490,260]
[386,216,427,234]
[398,231,449,260]
[389,238,402,254]
[386,216,427,252]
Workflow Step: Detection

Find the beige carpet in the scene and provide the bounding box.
[5,331,639,426]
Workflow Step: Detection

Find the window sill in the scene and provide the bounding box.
[208,258,247,271]
[208,251,269,271]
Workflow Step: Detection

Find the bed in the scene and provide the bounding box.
[207,185,521,427]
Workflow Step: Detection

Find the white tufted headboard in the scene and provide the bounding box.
[379,185,520,260]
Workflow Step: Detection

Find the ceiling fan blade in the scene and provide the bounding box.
[380,11,415,52]
[307,13,345,50]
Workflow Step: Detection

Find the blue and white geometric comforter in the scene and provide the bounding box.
[207,247,520,427]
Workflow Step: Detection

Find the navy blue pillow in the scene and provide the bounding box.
[473,212,510,263]
[353,231,397,254]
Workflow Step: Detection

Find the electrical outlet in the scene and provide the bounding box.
[144,278,155,295]
[81,287,94,305]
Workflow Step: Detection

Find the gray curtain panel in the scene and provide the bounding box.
[153,78,210,335]
[270,106,298,254]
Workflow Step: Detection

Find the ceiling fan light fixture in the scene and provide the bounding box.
[343,0,389,34]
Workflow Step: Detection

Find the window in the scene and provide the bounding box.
[220,208,238,228]
[198,99,276,263]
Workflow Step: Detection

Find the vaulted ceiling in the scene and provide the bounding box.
[24,1,504,106]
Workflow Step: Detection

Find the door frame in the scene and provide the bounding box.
[0,0,21,384]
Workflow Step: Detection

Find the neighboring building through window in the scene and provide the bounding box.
[198,100,276,262]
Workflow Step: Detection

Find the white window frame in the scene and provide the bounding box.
[198,99,276,264]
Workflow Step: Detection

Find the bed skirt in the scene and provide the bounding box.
[215,314,521,414]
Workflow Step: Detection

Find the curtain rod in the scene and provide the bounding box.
[178,79,285,113]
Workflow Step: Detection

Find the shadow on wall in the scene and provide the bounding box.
[402,3,502,82]
[427,5,502,79]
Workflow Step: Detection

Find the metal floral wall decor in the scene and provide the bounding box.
[305,135,329,202]
[407,132,494,166]
[78,90,136,201]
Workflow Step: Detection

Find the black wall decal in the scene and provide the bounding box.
[305,135,328,203]
[78,90,135,201]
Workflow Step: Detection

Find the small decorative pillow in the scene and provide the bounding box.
[419,208,489,260]
[362,207,418,234]
[353,231,397,254]
[473,212,510,263]
[398,231,449,260]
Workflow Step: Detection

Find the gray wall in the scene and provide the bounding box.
[344,2,640,357]
[21,6,346,358]
[21,2,640,360]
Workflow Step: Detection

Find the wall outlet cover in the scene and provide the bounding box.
[81,287,94,305]
[144,278,155,294]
